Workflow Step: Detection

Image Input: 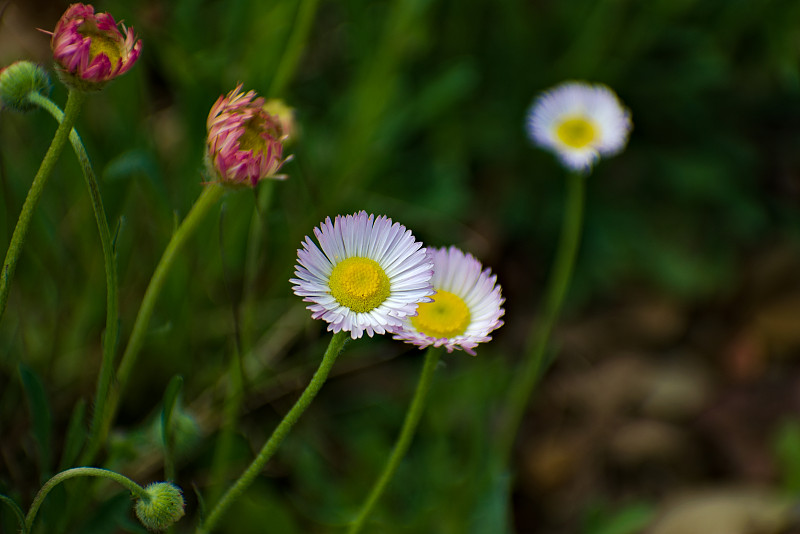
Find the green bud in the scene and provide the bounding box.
[0,61,52,113]
[135,482,186,532]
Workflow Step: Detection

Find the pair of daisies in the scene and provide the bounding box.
[291,211,504,355]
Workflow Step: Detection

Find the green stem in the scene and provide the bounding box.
[86,184,225,463]
[0,493,27,534]
[269,0,321,97]
[27,91,120,467]
[198,330,349,534]
[25,467,148,532]
[347,347,441,534]
[0,89,86,322]
[496,171,586,463]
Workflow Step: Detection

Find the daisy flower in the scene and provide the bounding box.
[526,81,631,171]
[206,84,290,187]
[291,211,434,339]
[50,3,142,90]
[393,246,504,355]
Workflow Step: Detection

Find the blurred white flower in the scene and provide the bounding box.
[526,81,632,171]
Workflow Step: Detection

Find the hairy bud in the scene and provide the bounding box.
[135,482,186,531]
[0,61,52,112]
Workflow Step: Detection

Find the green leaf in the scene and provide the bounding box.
[161,375,183,481]
[773,418,800,493]
[161,375,184,448]
[468,467,513,534]
[584,501,655,534]
[193,483,207,524]
[59,399,87,471]
[18,363,52,476]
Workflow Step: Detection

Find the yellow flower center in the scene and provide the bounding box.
[238,121,267,155]
[329,257,391,313]
[80,23,122,67]
[556,117,597,149]
[410,290,471,339]
[238,116,281,157]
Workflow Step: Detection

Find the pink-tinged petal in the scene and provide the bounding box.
[205,84,291,187]
[50,3,141,88]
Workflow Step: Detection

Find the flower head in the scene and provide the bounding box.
[526,81,631,171]
[291,211,434,339]
[51,3,142,90]
[393,246,504,355]
[206,84,290,187]
[0,61,52,112]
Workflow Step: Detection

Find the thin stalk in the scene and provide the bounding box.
[197,330,349,534]
[25,467,148,532]
[0,89,86,322]
[85,184,225,463]
[347,347,441,534]
[0,493,27,534]
[496,171,586,463]
[269,0,321,97]
[27,91,120,466]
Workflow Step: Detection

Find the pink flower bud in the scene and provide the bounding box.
[206,84,291,187]
[51,3,142,90]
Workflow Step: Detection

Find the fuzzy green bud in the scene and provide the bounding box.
[135,482,186,531]
[0,61,52,112]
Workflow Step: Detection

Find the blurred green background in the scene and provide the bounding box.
[3,0,800,532]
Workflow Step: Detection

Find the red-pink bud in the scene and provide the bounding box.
[51,3,142,90]
[206,84,291,187]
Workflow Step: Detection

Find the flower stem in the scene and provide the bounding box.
[26,91,120,467]
[197,330,349,534]
[0,89,86,322]
[0,493,27,534]
[25,467,148,532]
[269,0,321,97]
[496,171,585,463]
[348,347,442,534]
[85,183,225,463]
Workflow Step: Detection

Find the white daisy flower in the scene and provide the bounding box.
[526,81,632,171]
[291,211,435,339]
[393,246,504,355]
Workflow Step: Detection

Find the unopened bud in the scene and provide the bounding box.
[263,98,297,144]
[0,61,52,112]
[135,482,186,531]
[206,84,291,187]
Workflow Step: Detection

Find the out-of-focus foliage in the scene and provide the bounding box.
[2,0,800,532]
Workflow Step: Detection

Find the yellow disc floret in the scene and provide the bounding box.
[238,120,267,155]
[556,116,597,149]
[329,257,391,313]
[80,22,122,66]
[410,290,471,339]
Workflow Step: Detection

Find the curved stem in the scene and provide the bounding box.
[0,493,27,534]
[25,467,148,532]
[87,184,225,463]
[198,330,349,534]
[0,89,86,322]
[496,171,585,463]
[348,347,441,534]
[26,91,120,466]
